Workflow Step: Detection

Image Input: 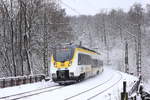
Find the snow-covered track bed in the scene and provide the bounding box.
[64,73,115,100]
[0,85,63,100]
[0,67,137,100]
[87,72,123,100]
[65,72,122,100]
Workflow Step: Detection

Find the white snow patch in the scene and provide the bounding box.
[1,66,137,100]
[0,80,57,98]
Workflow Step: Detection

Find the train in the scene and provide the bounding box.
[50,44,103,84]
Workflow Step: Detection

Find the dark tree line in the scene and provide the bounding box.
[0,0,72,77]
[0,1,150,81]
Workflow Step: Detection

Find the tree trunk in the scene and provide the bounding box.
[43,6,48,76]
[23,1,31,75]
[10,0,16,76]
[19,1,24,76]
[11,20,16,76]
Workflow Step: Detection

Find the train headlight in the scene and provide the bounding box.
[69,61,72,66]
[69,72,74,77]
[52,73,56,78]
[54,62,57,67]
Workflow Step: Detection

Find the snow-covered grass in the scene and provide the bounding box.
[0,80,57,98]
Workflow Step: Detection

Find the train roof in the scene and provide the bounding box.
[78,46,100,55]
[54,43,100,55]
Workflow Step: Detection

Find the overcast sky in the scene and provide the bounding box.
[61,0,149,16]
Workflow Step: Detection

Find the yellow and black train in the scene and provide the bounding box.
[50,44,103,84]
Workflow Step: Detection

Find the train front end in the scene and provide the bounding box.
[50,46,78,84]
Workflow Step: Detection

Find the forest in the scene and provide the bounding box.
[0,0,150,82]
[70,3,150,81]
[0,0,72,77]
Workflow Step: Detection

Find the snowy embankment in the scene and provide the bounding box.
[144,80,150,93]
[0,80,57,98]
[0,66,138,100]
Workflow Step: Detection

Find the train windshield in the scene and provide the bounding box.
[54,48,74,62]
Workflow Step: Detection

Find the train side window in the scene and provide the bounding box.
[78,54,81,65]
[78,54,85,65]
[91,59,103,67]
[78,53,91,65]
[98,60,103,66]
[92,59,98,67]
[86,55,91,65]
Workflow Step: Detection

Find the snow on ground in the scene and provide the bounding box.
[0,66,137,100]
[144,80,150,93]
[0,80,57,98]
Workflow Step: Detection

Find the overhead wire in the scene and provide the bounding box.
[59,0,81,15]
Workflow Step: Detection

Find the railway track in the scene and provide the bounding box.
[64,73,115,100]
[65,72,122,100]
[87,72,123,100]
[0,71,123,100]
[0,85,64,100]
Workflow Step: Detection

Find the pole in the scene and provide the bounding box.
[137,24,142,76]
[125,41,129,73]
[121,81,128,100]
[43,1,48,76]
